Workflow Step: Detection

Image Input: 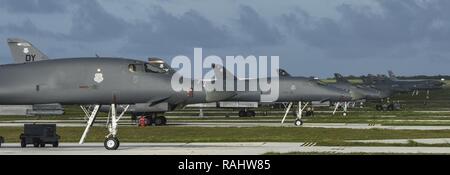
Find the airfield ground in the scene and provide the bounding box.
[1,79,450,154]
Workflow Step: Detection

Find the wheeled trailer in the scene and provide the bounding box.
[20,124,60,148]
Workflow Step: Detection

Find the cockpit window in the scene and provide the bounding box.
[128,64,145,73]
[148,62,173,74]
[128,64,136,72]
[129,58,175,74]
[129,62,170,74]
[145,63,167,73]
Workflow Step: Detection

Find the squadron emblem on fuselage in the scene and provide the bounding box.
[94,69,104,83]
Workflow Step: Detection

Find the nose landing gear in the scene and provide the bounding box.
[80,104,130,150]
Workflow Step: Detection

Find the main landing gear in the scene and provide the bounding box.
[281,101,309,126]
[79,104,130,150]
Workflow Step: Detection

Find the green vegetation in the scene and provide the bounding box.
[2,126,450,144]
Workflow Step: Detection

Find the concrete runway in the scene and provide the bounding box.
[2,142,450,155]
[170,122,450,130]
[2,121,450,130]
[350,138,450,144]
[0,142,300,155]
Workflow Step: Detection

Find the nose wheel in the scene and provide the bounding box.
[104,136,120,150]
[281,101,309,127]
[294,119,303,126]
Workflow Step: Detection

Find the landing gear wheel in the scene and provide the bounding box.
[238,111,245,117]
[387,104,394,111]
[375,104,382,111]
[154,116,164,126]
[21,139,26,148]
[294,119,303,126]
[33,142,39,147]
[52,142,59,147]
[40,143,45,147]
[343,112,347,116]
[104,137,119,150]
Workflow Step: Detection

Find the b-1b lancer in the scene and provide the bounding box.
[330,73,395,111]
[4,38,207,149]
[278,69,365,116]
[330,73,392,101]
[7,39,211,126]
[211,65,355,125]
[387,70,445,96]
[361,71,445,97]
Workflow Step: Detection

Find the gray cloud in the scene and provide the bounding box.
[122,6,234,56]
[68,0,128,42]
[282,0,450,60]
[0,0,129,42]
[0,0,68,14]
[1,0,449,76]
[121,5,286,57]
[237,5,284,46]
[0,19,63,39]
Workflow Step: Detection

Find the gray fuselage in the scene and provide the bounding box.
[0,57,180,105]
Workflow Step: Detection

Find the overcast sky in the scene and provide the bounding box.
[0,0,449,78]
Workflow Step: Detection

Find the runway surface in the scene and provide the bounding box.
[350,138,450,144]
[169,122,450,130]
[2,121,450,130]
[2,142,450,155]
[0,142,300,155]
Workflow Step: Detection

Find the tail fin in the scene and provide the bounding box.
[362,74,377,84]
[277,69,291,77]
[7,38,49,63]
[388,70,398,80]
[334,73,350,84]
[212,63,238,81]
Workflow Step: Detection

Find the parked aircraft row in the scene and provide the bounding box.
[0,38,445,149]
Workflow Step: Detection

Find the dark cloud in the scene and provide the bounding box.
[0,0,67,14]
[121,6,234,55]
[68,0,128,42]
[282,0,450,59]
[121,5,286,56]
[1,0,450,76]
[237,5,284,46]
[0,0,129,43]
[0,19,63,39]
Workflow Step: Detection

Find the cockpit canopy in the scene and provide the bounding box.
[148,57,174,74]
[128,57,175,74]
